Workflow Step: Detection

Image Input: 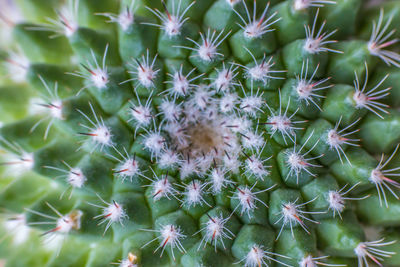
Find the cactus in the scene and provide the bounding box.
[1,0,400,266]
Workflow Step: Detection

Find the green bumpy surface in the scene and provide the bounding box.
[1,0,400,266]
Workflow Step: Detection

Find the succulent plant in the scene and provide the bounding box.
[1,0,400,266]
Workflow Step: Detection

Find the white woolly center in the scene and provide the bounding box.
[246,156,269,179]
[326,129,344,149]
[241,131,264,151]
[294,0,311,10]
[0,2,22,45]
[184,181,203,206]
[4,152,35,176]
[228,117,251,133]
[369,169,384,184]
[328,191,345,213]
[160,100,181,122]
[117,159,140,178]
[268,115,292,133]
[153,177,173,200]
[32,99,63,120]
[29,97,46,115]
[296,81,313,100]
[223,153,240,174]
[192,86,211,110]
[56,210,82,234]
[287,152,307,172]
[49,100,64,119]
[179,160,197,179]
[354,243,367,257]
[240,96,263,116]
[367,42,383,58]
[237,187,256,213]
[172,72,190,96]
[247,62,271,83]
[215,69,234,92]
[165,122,188,147]
[304,38,321,54]
[205,216,225,240]
[138,65,157,88]
[6,52,29,83]
[196,154,213,173]
[144,133,165,155]
[119,253,138,267]
[91,126,112,145]
[67,168,86,188]
[55,217,73,234]
[21,152,35,171]
[353,91,368,109]
[90,68,109,89]
[158,149,179,169]
[282,203,299,222]
[244,22,263,39]
[160,224,184,247]
[118,10,134,31]
[219,93,237,113]
[198,43,217,61]
[119,259,137,267]
[245,245,265,267]
[58,5,78,37]
[226,0,241,7]
[130,105,152,126]
[210,168,227,193]
[3,214,30,245]
[164,16,181,36]
[299,255,317,267]
[103,202,126,223]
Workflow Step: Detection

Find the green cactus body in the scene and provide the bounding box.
[1,0,400,266]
